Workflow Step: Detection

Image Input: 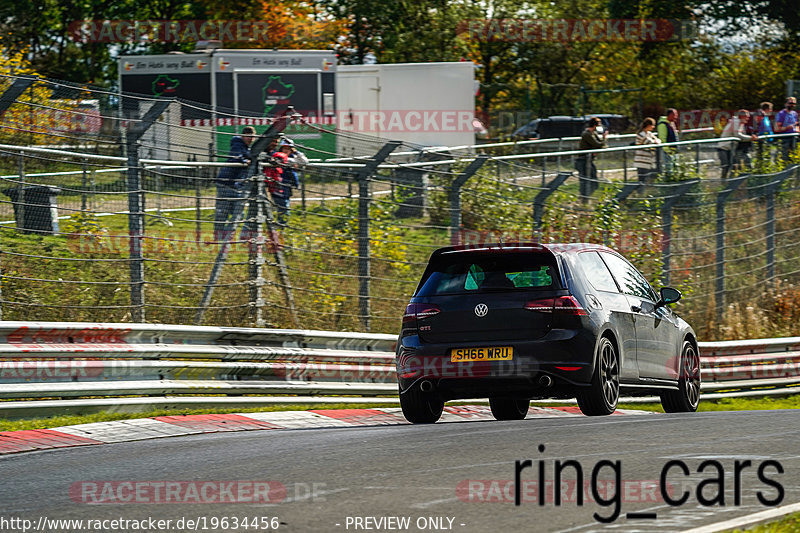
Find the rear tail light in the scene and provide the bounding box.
[524,298,554,312]
[403,303,441,324]
[525,296,588,316]
[554,296,588,316]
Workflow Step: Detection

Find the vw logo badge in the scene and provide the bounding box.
[474,303,488,317]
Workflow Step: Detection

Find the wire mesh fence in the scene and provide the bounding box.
[1,73,800,340]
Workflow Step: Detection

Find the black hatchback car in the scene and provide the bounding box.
[396,243,701,423]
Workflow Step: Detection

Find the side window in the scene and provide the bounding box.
[577,252,619,293]
[600,252,657,301]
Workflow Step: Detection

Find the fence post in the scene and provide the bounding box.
[245,175,268,327]
[623,149,628,182]
[614,181,643,203]
[195,108,294,326]
[199,147,212,242]
[0,68,32,320]
[532,172,570,239]
[125,99,173,323]
[89,166,96,210]
[79,159,87,213]
[126,139,145,322]
[16,151,25,233]
[762,166,795,285]
[449,155,488,244]
[0,76,35,112]
[695,142,701,174]
[357,142,400,332]
[715,175,748,320]
[659,179,699,286]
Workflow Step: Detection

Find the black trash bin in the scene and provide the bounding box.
[2,186,61,234]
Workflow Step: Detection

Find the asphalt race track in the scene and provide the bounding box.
[1,410,799,533]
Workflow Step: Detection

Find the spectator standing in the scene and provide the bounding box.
[575,117,607,198]
[775,97,799,161]
[754,101,775,163]
[633,118,661,182]
[214,126,255,241]
[657,108,679,176]
[720,109,758,175]
[267,139,301,225]
[732,109,758,168]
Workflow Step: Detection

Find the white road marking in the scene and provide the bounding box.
[681,501,800,533]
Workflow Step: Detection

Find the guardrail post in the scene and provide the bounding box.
[125,99,173,322]
[715,175,749,321]
[532,172,570,239]
[449,155,488,244]
[358,142,400,332]
[660,179,699,286]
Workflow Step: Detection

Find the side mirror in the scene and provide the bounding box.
[655,287,682,309]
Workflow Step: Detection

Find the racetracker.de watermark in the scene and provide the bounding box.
[65,230,283,255]
[338,110,475,133]
[68,20,273,43]
[457,479,668,504]
[459,19,699,42]
[452,229,663,253]
[69,481,286,504]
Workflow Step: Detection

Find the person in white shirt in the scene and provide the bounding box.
[719,109,757,178]
[633,117,661,182]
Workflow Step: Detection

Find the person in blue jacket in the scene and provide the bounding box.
[214,126,255,241]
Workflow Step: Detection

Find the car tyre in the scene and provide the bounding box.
[489,398,530,421]
[660,341,701,413]
[400,386,444,424]
[577,336,619,416]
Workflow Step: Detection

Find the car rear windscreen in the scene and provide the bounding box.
[417,253,560,296]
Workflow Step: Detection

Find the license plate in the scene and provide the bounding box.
[450,346,513,362]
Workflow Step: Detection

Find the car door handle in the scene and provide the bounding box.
[631,305,642,313]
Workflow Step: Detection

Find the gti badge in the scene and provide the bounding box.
[474,303,488,317]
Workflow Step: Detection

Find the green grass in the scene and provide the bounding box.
[728,512,800,532]
[618,395,800,413]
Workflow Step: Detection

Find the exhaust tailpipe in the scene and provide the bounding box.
[419,380,434,392]
[538,375,552,387]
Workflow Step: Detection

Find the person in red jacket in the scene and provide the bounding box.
[263,145,289,225]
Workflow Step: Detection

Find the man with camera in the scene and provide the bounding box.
[575,117,608,199]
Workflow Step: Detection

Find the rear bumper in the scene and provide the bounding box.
[396,328,597,400]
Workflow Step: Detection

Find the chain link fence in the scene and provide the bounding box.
[2,73,800,340]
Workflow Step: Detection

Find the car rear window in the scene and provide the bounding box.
[417,253,560,296]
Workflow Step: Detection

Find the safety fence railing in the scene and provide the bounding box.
[4,72,800,342]
[0,322,797,418]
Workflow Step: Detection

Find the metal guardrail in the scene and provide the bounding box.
[0,322,797,417]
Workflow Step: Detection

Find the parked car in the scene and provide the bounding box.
[513,114,632,139]
[396,243,700,423]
